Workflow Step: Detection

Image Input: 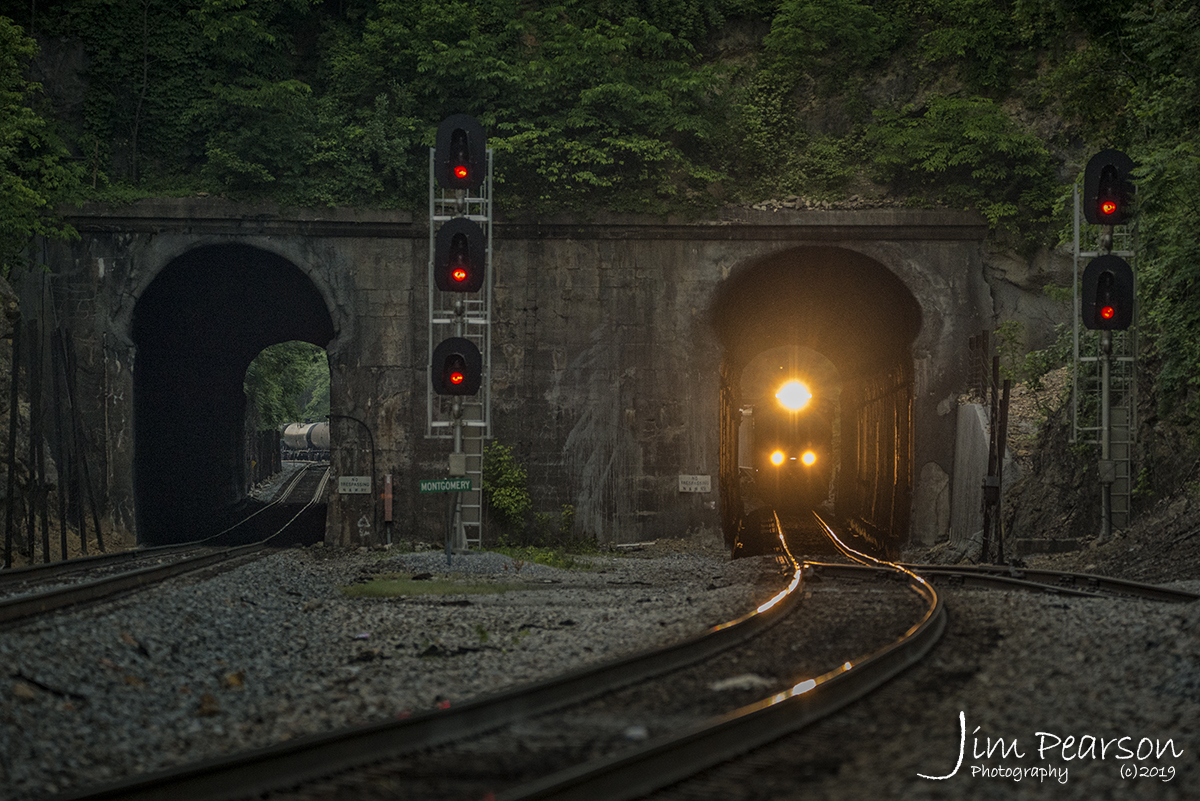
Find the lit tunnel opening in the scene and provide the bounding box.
[131,244,335,545]
[711,246,922,552]
[736,346,842,519]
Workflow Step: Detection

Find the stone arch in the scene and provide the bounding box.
[130,243,336,544]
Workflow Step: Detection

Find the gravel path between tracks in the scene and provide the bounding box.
[0,541,786,800]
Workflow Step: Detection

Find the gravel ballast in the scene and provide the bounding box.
[647,580,1200,801]
[0,544,780,800]
[2,539,1198,801]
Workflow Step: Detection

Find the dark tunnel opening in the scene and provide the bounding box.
[131,244,335,545]
[711,246,922,553]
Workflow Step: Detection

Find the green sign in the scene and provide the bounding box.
[419,478,473,493]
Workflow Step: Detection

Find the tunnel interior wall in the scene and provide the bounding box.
[718,357,743,542]
[839,362,914,544]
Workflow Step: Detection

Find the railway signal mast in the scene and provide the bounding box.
[428,114,492,556]
[1074,149,1137,539]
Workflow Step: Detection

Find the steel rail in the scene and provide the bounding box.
[0,466,328,628]
[902,562,1200,604]
[206,462,317,539]
[812,561,1115,599]
[54,513,805,801]
[0,542,205,587]
[0,463,315,589]
[804,517,1196,603]
[492,513,945,801]
[0,543,263,626]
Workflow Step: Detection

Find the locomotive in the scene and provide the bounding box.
[281,422,330,461]
[736,380,834,549]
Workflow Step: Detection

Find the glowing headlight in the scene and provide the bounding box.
[801,450,817,466]
[776,381,812,411]
[770,450,786,466]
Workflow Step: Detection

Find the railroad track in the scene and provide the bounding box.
[490,515,1194,801]
[803,512,1199,604]
[54,516,807,801]
[49,509,1196,800]
[53,512,940,801]
[0,465,329,628]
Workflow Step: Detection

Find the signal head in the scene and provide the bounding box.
[1081,254,1134,331]
[1084,149,1135,226]
[435,114,486,191]
[434,217,486,293]
[431,337,483,395]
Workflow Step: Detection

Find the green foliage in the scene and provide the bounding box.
[1021,323,1071,393]
[1120,0,1200,420]
[482,443,587,548]
[22,0,727,211]
[731,0,891,198]
[52,0,211,185]
[482,440,533,532]
[0,17,81,276]
[243,340,328,429]
[865,95,1058,239]
[761,0,890,76]
[484,10,725,212]
[916,0,1027,93]
[993,319,1070,395]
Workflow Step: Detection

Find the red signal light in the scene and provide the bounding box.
[1100,199,1118,217]
[451,266,469,283]
[454,164,469,180]
[432,337,482,395]
[1100,305,1116,321]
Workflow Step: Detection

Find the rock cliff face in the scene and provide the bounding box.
[999,352,1200,562]
[1002,397,1101,549]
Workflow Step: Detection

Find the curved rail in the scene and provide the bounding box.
[903,562,1200,603]
[0,466,329,628]
[0,464,316,592]
[54,509,805,801]
[492,512,945,801]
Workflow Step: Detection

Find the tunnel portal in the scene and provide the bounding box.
[131,244,335,544]
[712,246,923,552]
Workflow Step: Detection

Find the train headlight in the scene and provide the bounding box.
[801,450,817,466]
[770,450,786,466]
[776,381,812,411]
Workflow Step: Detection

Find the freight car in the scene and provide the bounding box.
[281,422,330,462]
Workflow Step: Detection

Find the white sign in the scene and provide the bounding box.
[678,475,712,493]
[338,476,372,495]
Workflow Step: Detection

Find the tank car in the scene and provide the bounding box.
[281,422,330,461]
